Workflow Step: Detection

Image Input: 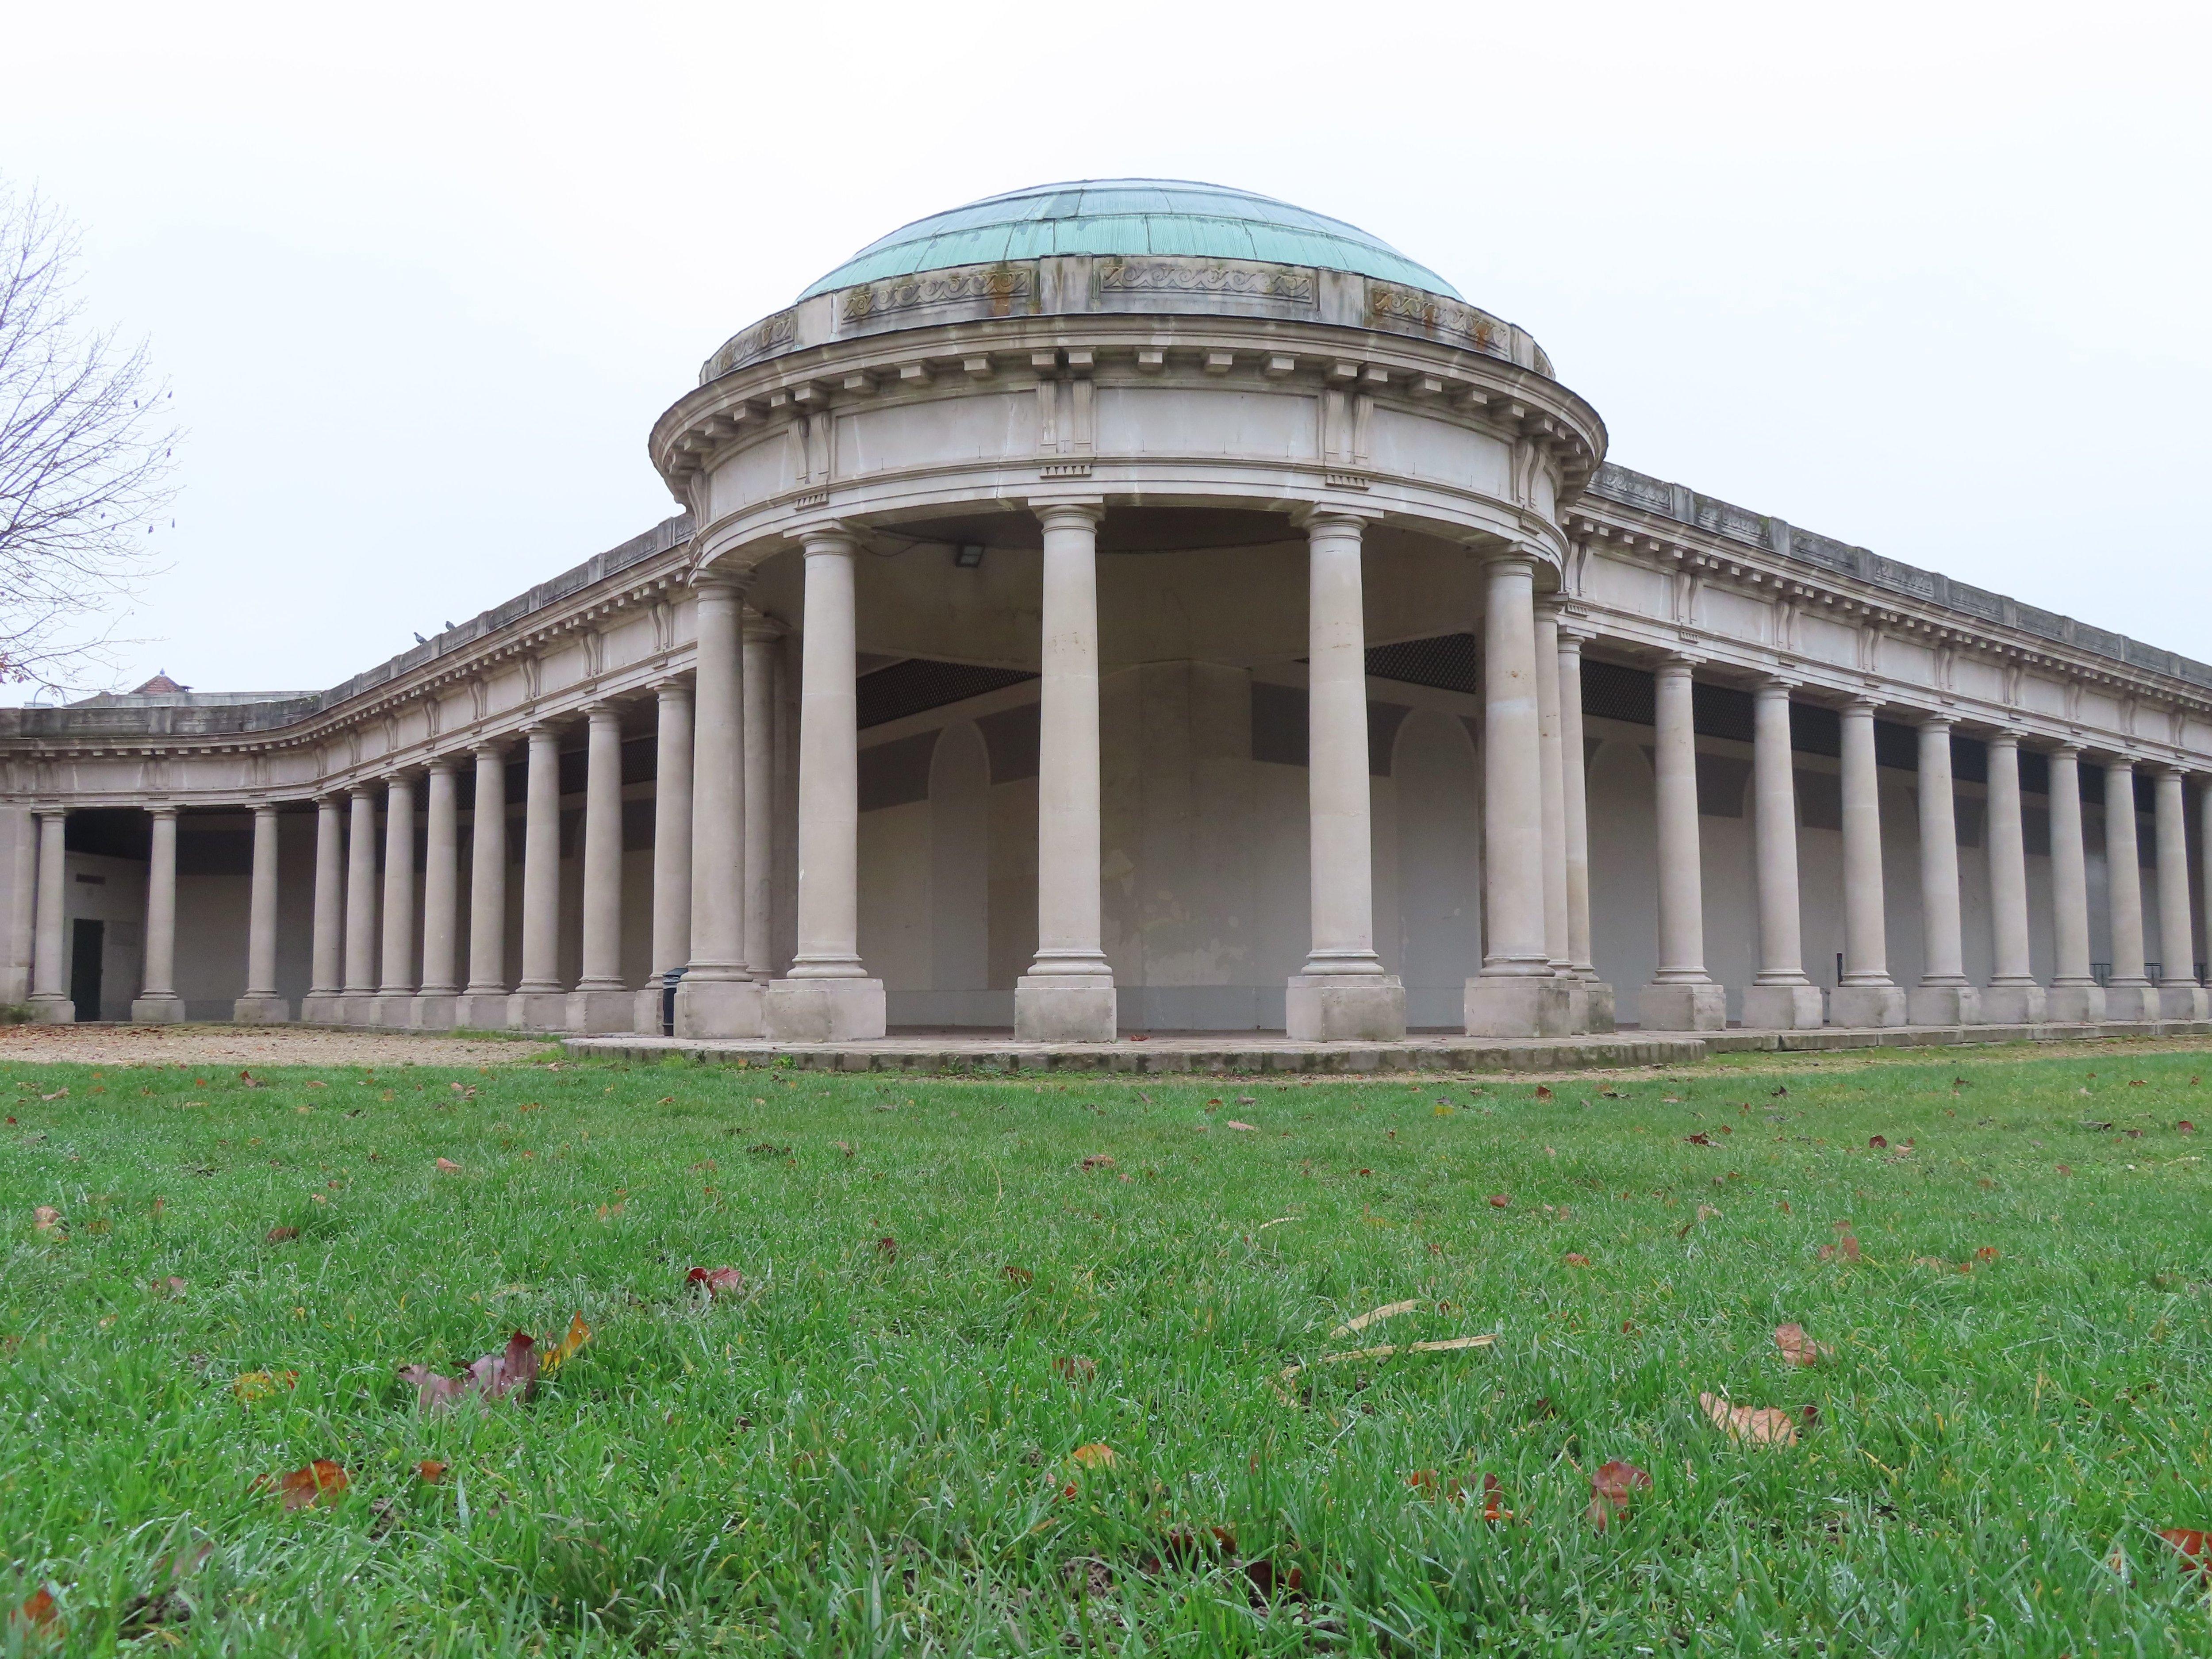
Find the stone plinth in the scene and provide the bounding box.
[232,996,292,1024]
[1830,985,1907,1027]
[1908,985,1980,1026]
[1742,983,1824,1030]
[762,978,884,1043]
[1285,975,1405,1043]
[1639,981,1728,1032]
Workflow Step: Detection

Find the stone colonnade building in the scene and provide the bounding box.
[4,179,2211,1043]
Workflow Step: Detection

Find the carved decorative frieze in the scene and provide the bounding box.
[842,266,1033,322]
[1364,283,1505,357]
[703,310,799,382]
[1096,261,1314,303]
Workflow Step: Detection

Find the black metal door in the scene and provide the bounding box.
[69,918,103,1022]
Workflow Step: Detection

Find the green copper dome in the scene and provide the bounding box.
[798,179,1463,302]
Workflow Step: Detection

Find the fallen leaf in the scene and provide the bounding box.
[1586,1459,1651,1529]
[400,1330,539,1412]
[1564,1252,1591,1267]
[33,1205,61,1232]
[1487,1194,1510,1209]
[1868,1135,1888,1149]
[1079,1154,1115,1171]
[2130,1079,2148,1088]
[1004,1265,1033,1286]
[1481,1471,1511,1522]
[1770,1086,1788,1098]
[2057,1163,2073,1176]
[416,1459,447,1483]
[1700,1391,1799,1446]
[1696,1204,1719,1223]
[540,1312,591,1374]
[1534,1085,1554,1101]
[1330,1298,1422,1338]
[1685,1132,1713,1146]
[1226,1120,1258,1132]
[876,1235,898,1262]
[687,1266,747,1297]
[435,1158,462,1174]
[265,1226,298,1243]
[14,1587,56,1629]
[153,1275,188,1299]
[2160,1528,2212,1577]
[1773,1323,1834,1367]
[1975,1246,1998,1262]
[1070,1442,1117,1469]
[2180,1121,2197,1134]
[268,1459,348,1510]
[1833,1222,1861,1263]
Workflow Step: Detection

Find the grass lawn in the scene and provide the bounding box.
[7,1041,2212,1655]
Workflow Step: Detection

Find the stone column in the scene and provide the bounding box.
[507,722,568,1030]
[1831,699,1906,1026]
[234,803,291,1022]
[2153,766,2208,1019]
[453,741,510,1028]
[371,772,418,1026]
[1908,716,1978,1025]
[678,575,765,1037]
[2103,758,2155,1021]
[765,530,886,1041]
[1555,624,1613,1030]
[26,810,72,1022]
[2043,744,2105,1022]
[1286,511,1402,1042]
[301,796,344,1022]
[568,702,632,1032]
[643,677,693,1033]
[131,806,185,1022]
[1638,655,1727,1031]
[5,812,35,1009]
[743,613,779,982]
[1465,552,1570,1037]
[412,760,461,1029]
[342,784,379,1024]
[1743,677,1822,1029]
[1532,605,1581,1038]
[1979,733,2045,1023]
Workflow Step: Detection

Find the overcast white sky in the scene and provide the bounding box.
[4,0,2206,699]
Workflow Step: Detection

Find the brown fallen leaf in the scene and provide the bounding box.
[400,1330,539,1412]
[1773,1323,1833,1367]
[1330,1298,1422,1338]
[1685,1132,1713,1146]
[1226,1121,1258,1132]
[1053,1355,1098,1384]
[33,1205,61,1232]
[2160,1528,2212,1577]
[231,1368,297,1402]
[1279,1333,1499,1382]
[435,1158,462,1174]
[14,1587,56,1629]
[1868,1135,1888,1149]
[152,1275,188,1299]
[687,1266,747,1297]
[1833,1222,1861,1263]
[1079,1154,1115,1171]
[1586,1458,1651,1530]
[1487,1194,1511,1209]
[1564,1252,1592,1267]
[876,1235,898,1262]
[1070,1442,1117,1469]
[1534,1085,1553,1101]
[1003,1265,1033,1286]
[265,1225,299,1243]
[1700,1391,1799,1446]
[2180,1121,2197,1134]
[416,1459,447,1483]
[258,1459,348,1510]
[1481,1471,1511,1522]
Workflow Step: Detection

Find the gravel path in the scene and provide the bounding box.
[0,1022,553,1068]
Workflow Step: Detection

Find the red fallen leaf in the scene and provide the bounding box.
[2057,1163,2074,1175]
[14,1587,56,1628]
[1868,1135,1888,1149]
[876,1235,898,1262]
[1534,1085,1554,1101]
[1004,1265,1033,1286]
[1406,1468,1440,1493]
[33,1205,61,1232]
[1685,1132,1713,1146]
[1080,1154,1115,1171]
[2180,1121,2197,1134]
[265,1225,299,1243]
[1586,1458,1651,1530]
[1829,1222,1861,1263]
[1975,1246,1998,1262]
[435,1158,462,1174]
[1240,1556,1304,1601]
[1070,1442,1117,1469]
[2129,1079,2147,1088]
[416,1459,447,1483]
[1774,1323,1833,1367]
[687,1266,746,1297]
[1564,1252,1591,1267]
[1488,1194,1510,1209]
[400,1329,539,1412]
[1053,1355,1097,1384]
[1481,1471,1511,1522]
[2160,1528,2212,1576]
[260,1459,348,1510]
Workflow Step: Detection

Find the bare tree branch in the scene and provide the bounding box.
[0,179,179,691]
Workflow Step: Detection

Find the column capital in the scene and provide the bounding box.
[1840,694,1881,716]
[1915,710,1957,732]
[380,764,421,785]
[740,607,783,644]
[146,803,180,820]
[32,804,69,821]
[651,674,694,701]
[1290,503,1376,534]
[1475,543,1541,572]
[783,519,863,554]
[1752,673,1800,696]
[251,799,282,817]
[579,699,623,722]
[1030,500,1106,534]
[1985,728,2024,749]
[424,754,461,776]
[467,736,506,759]
[519,718,562,739]
[691,562,756,595]
[1655,650,1702,674]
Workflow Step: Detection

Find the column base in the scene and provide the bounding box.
[1742,983,1824,1030]
[634,986,667,1036]
[1017,978,1120,1042]
[763,977,884,1042]
[2043,983,2106,1023]
[506,989,571,1032]
[27,994,75,1024]
[1908,984,1981,1026]
[297,994,343,1024]
[2102,981,2158,1022]
[674,975,765,1038]
[2159,984,2211,1021]
[451,992,512,1030]
[1639,980,1728,1032]
[408,993,457,1031]
[337,993,376,1026]
[1979,983,2047,1024]
[566,986,638,1034]
[130,995,186,1025]
[232,995,292,1024]
[1285,974,1404,1042]
[369,993,419,1028]
[1464,974,1575,1038]
[1830,983,1907,1027]
[1579,979,1617,1034]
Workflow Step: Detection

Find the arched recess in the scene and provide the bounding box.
[1392,709,1481,1027]
[1587,737,1660,1010]
[930,720,991,1020]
